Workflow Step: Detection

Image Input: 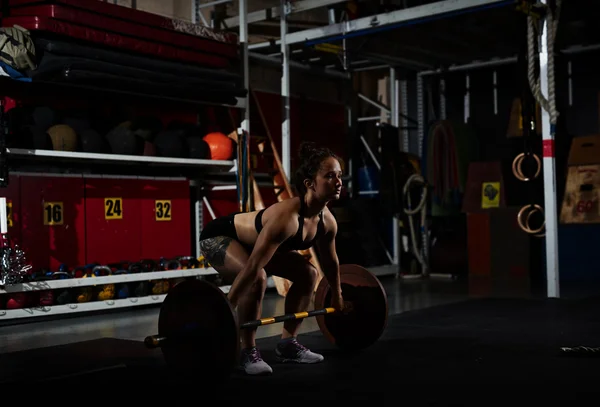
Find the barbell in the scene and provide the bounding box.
[144,264,388,380]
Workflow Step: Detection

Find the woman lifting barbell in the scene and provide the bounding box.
[199,141,346,376]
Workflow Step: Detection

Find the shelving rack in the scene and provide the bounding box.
[0,0,249,320]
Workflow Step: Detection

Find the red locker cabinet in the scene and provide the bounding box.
[140,179,191,260]
[0,175,22,248]
[20,174,86,272]
[84,177,143,265]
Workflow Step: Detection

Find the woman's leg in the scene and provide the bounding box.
[199,236,272,375]
[266,251,319,338]
[265,251,323,363]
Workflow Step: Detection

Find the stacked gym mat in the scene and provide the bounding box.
[0,0,245,106]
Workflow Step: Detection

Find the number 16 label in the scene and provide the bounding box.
[44,202,63,226]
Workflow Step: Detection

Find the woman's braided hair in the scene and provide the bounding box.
[293,141,338,196]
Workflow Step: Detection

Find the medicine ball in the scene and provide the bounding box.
[80,128,110,153]
[12,124,48,149]
[47,124,77,151]
[105,121,143,155]
[131,115,163,142]
[22,125,52,150]
[154,129,186,158]
[32,106,57,130]
[186,136,210,159]
[63,116,91,135]
[203,131,233,160]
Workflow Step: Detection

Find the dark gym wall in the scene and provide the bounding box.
[420,49,600,283]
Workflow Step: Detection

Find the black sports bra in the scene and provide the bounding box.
[254,199,325,252]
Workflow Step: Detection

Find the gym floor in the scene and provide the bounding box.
[2,267,600,404]
[0,267,470,354]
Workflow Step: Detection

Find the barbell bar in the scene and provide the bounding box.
[143,264,389,380]
[145,306,338,348]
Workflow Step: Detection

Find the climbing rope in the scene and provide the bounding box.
[517,0,562,237]
[526,0,562,125]
[403,174,428,276]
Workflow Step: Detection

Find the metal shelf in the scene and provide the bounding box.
[0,285,231,320]
[6,148,235,169]
[0,267,219,294]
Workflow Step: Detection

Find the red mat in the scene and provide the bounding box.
[7,0,237,45]
[1,16,231,68]
[7,5,237,59]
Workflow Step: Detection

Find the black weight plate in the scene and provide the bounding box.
[314,264,388,351]
[158,279,239,381]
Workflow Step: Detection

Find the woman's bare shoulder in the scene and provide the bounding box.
[321,206,338,233]
[262,198,301,229]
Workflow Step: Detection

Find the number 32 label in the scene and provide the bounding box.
[155,200,172,221]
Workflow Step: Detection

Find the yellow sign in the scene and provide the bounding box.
[105,197,123,219]
[481,182,500,209]
[43,202,64,225]
[155,200,172,221]
[6,201,12,228]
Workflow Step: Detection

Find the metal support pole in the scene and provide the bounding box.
[389,68,400,268]
[239,0,250,137]
[359,135,381,171]
[464,74,470,124]
[281,1,291,179]
[568,60,572,107]
[417,74,424,158]
[192,0,209,26]
[195,191,204,259]
[539,0,560,298]
[357,93,391,114]
[202,196,216,220]
[439,78,446,120]
[493,71,498,115]
[400,80,409,152]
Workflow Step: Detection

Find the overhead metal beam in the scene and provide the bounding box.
[248,52,350,80]
[249,0,511,49]
[224,0,348,28]
[198,0,232,9]
[419,56,518,76]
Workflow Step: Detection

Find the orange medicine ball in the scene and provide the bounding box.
[203,132,233,160]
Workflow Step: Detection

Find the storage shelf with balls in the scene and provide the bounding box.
[6,148,235,169]
[0,285,231,320]
[0,267,231,320]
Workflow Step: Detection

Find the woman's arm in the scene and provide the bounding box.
[316,209,343,308]
[227,210,296,307]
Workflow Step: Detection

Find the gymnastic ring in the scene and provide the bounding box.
[517,204,545,235]
[511,153,527,181]
[518,204,545,234]
[526,207,546,238]
[512,152,541,181]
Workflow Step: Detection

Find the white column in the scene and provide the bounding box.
[239,0,250,136]
[539,0,560,298]
[281,1,291,178]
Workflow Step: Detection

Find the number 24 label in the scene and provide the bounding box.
[105,198,123,219]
